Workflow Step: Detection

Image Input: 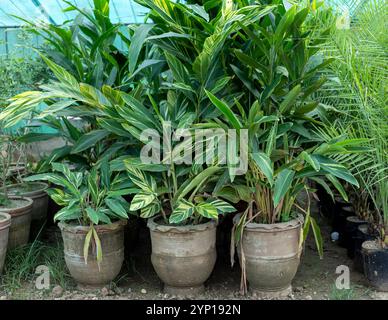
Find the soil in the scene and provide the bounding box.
[0,198,30,210]
[7,182,47,194]
[0,210,384,300]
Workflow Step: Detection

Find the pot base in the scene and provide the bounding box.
[164,284,204,296]
[251,286,292,299]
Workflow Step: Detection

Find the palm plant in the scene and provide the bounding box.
[311,0,388,243]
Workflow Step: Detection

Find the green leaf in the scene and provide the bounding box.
[326,174,348,202]
[205,90,242,129]
[71,130,109,154]
[169,200,195,224]
[128,24,154,74]
[92,228,103,265]
[273,169,295,207]
[83,227,93,264]
[312,155,359,187]
[301,151,320,171]
[310,216,323,259]
[62,118,82,141]
[309,177,334,201]
[86,207,99,225]
[295,101,319,115]
[125,165,157,193]
[129,192,156,211]
[274,5,296,44]
[265,121,278,156]
[251,152,274,186]
[279,85,301,114]
[174,166,222,202]
[17,133,60,143]
[25,172,80,197]
[53,207,81,222]
[128,59,164,79]
[196,203,218,220]
[105,198,129,218]
[87,169,99,204]
[140,201,160,219]
[39,53,79,87]
[207,199,236,214]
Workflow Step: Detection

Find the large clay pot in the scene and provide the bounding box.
[7,182,48,240]
[235,214,303,298]
[58,220,127,288]
[362,240,388,291]
[0,197,33,249]
[148,216,217,296]
[0,212,11,273]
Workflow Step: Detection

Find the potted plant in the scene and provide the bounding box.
[310,0,387,280]
[362,177,388,290]
[25,162,134,288]
[125,161,235,296]
[0,134,33,249]
[3,133,49,240]
[205,3,362,297]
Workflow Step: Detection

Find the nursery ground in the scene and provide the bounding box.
[0,213,384,301]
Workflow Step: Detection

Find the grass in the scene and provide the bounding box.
[329,285,356,300]
[0,240,73,297]
[329,284,369,300]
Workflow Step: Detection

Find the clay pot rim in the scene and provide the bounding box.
[6,182,49,198]
[147,215,217,233]
[233,213,304,232]
[0,212,11,230]
[58,219,127,234]
[0,196,33,217]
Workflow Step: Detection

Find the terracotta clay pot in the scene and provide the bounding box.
[58,220,127,288]
[148,216,217,296]
[235,214,303,298]
[0,212,11,273]
[0,197,33,249]
[7,182,48,240]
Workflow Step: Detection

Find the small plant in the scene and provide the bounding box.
[25,162,134,263]
[329,284,356,300]
[0,240,71,295]
[126,164,236,225]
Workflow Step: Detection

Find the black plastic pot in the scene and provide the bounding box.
[354,224,377,273]
[345,216,368,259]
[362,241,388,291]
[332,202,355,248]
